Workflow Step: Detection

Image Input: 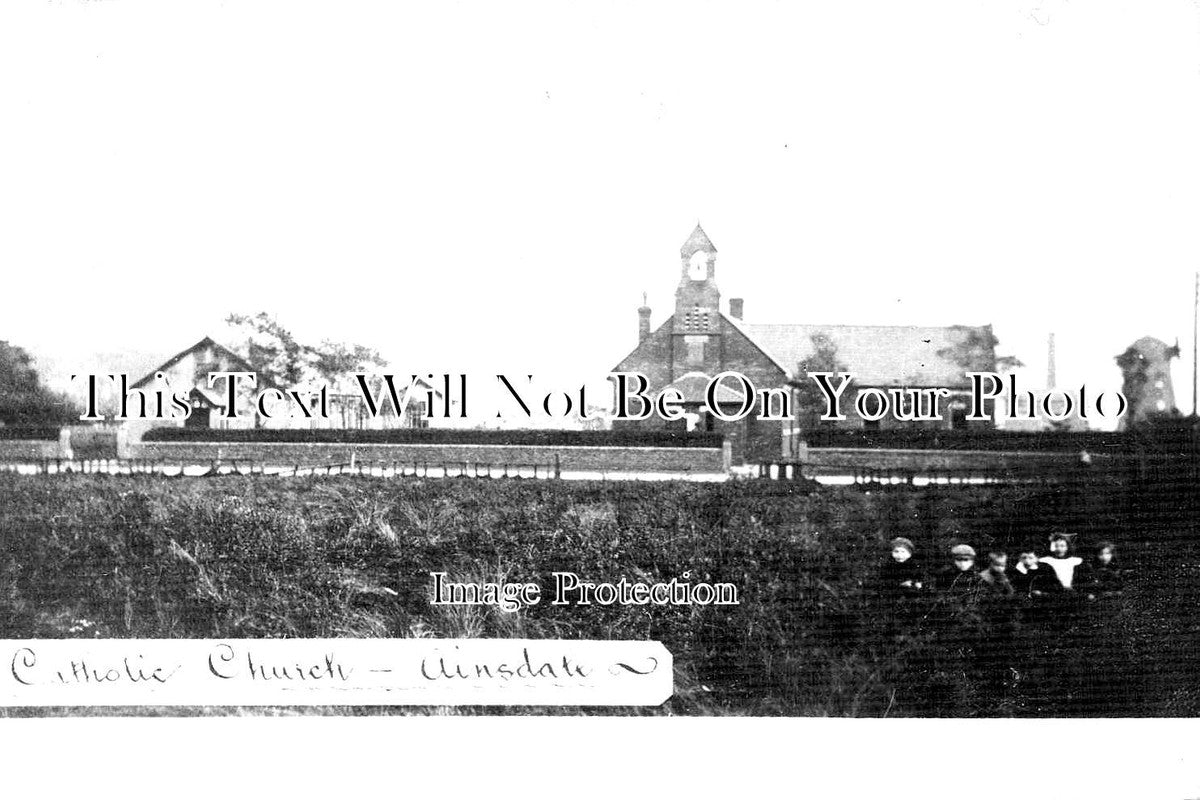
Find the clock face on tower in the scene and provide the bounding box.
[688,250,708,280]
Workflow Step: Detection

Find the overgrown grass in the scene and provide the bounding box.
[0,472,1194,716]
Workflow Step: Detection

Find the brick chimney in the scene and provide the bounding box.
[638,292,652,343]
[729,297,744,320]
[1046,332,1056,389]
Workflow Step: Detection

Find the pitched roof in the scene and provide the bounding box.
[737,321,992,387]
[680,223,716,256]
[610,310,993,389]
[130,336,262,389]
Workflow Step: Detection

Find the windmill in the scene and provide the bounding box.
[1116,336,1180,429]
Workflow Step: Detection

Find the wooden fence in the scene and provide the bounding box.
[0,457,561,479]
[756,459,1104,486]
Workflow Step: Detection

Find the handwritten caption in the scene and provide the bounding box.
[1,639,672,707]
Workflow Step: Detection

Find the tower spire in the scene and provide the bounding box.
[680,223,717,257]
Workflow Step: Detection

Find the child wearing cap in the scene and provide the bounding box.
[879,537,924,598]
[936,544,982,594]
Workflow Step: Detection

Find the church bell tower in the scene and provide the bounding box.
[672,223,723,377]
[674,223,721,335]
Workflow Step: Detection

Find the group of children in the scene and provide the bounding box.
[872,531,1126,699]
[878,532,1124,605]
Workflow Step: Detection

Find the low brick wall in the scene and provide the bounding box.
[124,440,730,474]
[0,431,72,461]
[800,446,1093,476]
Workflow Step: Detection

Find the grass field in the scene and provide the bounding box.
[0,470,1195,716]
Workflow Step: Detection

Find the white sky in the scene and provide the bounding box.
[3,0,1199,426]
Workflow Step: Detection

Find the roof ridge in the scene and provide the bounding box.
[735,318,995,388]
[130,335,265,389]
[741,321,992,330]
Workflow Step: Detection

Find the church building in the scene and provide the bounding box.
[611,225,998,464]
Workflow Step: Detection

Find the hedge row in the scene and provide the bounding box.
[142,426,727,449]
[0,426,60,441]
[801,427,1139,452]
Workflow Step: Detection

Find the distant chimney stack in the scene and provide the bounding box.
[638,292,652,343]
[729,298,744,320]
[1047,332,1057,389]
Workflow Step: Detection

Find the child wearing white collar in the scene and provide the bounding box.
[1039,532,1083,590]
